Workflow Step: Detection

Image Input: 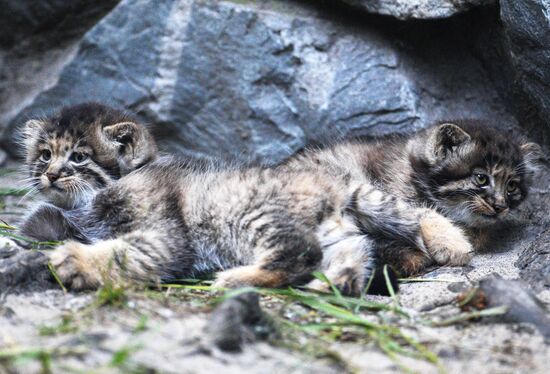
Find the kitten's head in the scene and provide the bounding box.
[21,103,157,208]
[414,120,542,227]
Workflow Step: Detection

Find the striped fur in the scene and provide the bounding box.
[27,120,540,296]
[20,103,157,209]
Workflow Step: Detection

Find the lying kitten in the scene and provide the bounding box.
[283,120,541,278]
[21,102,157,209]
[27,121,540,295]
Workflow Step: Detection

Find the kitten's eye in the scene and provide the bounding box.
[474,173,489,187]
[39,150,51,162]
[507,181,519,194]
[70,152,88,164]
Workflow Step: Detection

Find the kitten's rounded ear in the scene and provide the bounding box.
[428,123,471,162]
[103,121,157,174]
[103,121,137,144]
[22,119,44,138]
[520,142,544,171]
[20,119,46,153]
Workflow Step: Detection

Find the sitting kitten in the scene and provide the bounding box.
[27,121,540,295]
[16,103,158,244]
[21,102,157,209]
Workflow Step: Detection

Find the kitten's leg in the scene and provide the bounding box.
[380,209,473,270]
[348,184,424,248]
[49,240,117,289]
[306,235,372,296]
[376,241,432,277]
[20,203,90,244]
[350,184,473,267]
[213,230,322,289]
[51,223,322,291]
[49,229,181,290]
[419,209,473,266]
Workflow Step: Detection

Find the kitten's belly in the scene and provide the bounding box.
[191,239,241,275]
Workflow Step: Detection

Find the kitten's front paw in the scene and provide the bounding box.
[420,212,473,266]
[49,242,103,290]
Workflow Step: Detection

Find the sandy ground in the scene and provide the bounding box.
[1,160,549,374]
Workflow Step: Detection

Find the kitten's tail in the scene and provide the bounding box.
[346,184,425,250]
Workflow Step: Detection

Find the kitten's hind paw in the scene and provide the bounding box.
[420,211,474,266]
[213,266,288,289]
[49,242,104,290]
[306,267,364,297]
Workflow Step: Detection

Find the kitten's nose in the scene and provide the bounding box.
[493,203,507,213]
[46,172,59,182]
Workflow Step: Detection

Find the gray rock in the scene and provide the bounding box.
[515,161,550,291]
[0,244,17,259]
[499,0,550,136]
[517,228,550,292]
[339,0,495,20]
[0,0,119,144]
[0,250,51,291]
[204,291,273,352]
[469,278,550,340]
[0,0,120,48]
[447,281,468,293]
[1,0,516,165]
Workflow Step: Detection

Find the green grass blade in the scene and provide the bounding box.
[0,187,30,197]
[48,262,67,294]
[383,265,398,305]
[428,306,508,327]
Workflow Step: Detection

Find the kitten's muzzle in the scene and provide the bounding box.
[474,198,498,218]
[42,176,67,192]
[46,172,60,182]
[493,203,508,214]
[480,204,509,219]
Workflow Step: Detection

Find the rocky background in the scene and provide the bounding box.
[1,0,549,162]
[3,0,549,277]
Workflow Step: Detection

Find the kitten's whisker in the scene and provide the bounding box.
[17,187,39,205]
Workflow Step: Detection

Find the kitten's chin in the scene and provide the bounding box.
[468,215,505,228]
[42,188,93,209]
[43,188,73,209]
[439,204,509,228]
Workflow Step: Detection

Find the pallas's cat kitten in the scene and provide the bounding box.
[21,103,157,209]
[283,120,541,282]
[24,120,541,295]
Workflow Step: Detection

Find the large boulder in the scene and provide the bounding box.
[515,160,550,292]
[0,0,120,48]
[0,0,119,148]
[339,0,495,20]
[517,228,550,292]
[499,0,550,137]
[0,0,515,165]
